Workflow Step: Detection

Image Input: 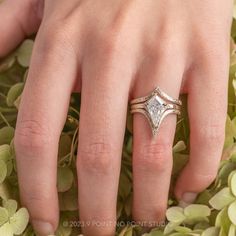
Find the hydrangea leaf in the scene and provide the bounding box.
[228,201,236,225]
[59,187,78,211]
[6,160,13,177]
[55,221,72,236]
[145,229,164,236]
[118,172,131,200]
[126,111,133,134]
[225,116,235,148]
[0,160,7,184]
[174,225,192,233]
[184,204,211,219]
[232,116,236,139]
[201,227,220,236]
[173,141,186,153]
[229,171,236,196]
[0,127,14,145]
[164,222,180,235]
[228,224,236,236]
[9,208,29,235]
[13,95,21,109]
[215,207,231,235]
[57,166,74,192]
[0,144,11,162]
[0,54,15,73]
[166,207,186,223]
[219,227,227,236]
[0,207,9,226]
[58,135,72,158]
[16,40,34,67]
[194,222,210,231]
[3,199,17,217]
[124,194,132,216]
[209,187,235,210]
[0,222,13,236]
[6,83,24,107]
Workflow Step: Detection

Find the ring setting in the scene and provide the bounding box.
[130,87,182,136]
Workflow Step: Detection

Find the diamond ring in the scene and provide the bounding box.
[130,87,182,136]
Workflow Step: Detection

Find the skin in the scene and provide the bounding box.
[0,0,233,235]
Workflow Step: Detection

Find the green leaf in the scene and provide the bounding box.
[58,135,72,158]
[225,116,235,148]
[59,187,78,211]
[164,222,180,235]
[57,166,74,192]
[173,141,186,153]
[174,225,192,233]
[229,171,236,197]
[228,224,236,236]
[10,208,29,235]
[0,207,9,226]
[166,207,186,223]
[228,201,236,225]
[0,145,11,162]
[0,160,7,184]
[0,222,13,236]
[16,40,34,67]
[209,188,235,210]
[6,83,24,107]
[201,227,219,236]
[215,207,231,235]
[0,127,14,145]
[118,172,131,199]
[55,217,72,236]
[184,204,211,219]
[3,199,17,217]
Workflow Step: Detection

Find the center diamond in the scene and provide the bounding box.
[146,95,165,127]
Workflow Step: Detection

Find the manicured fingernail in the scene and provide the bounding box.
[179,192,197,207]
[32,220,54,236]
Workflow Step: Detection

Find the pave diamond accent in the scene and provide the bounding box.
[146,95,165,127]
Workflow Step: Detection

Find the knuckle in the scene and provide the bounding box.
[38,21,76,56]
[78,141,115,174]
[96,26,126,59]
[15,119,53,152]
[135,140,172,171]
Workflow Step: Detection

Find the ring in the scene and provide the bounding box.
[130,86,182,136]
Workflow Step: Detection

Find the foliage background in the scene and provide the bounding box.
[1,7,236,236]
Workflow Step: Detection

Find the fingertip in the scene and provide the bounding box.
[31,220,55,236]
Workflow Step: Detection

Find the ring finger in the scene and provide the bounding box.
[132,47,185,225]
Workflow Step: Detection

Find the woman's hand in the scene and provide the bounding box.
[0,0,233,235]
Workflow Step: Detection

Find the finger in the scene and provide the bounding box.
[0,0,42,57]
[175,51,229,205]
[14,24,78,235]
[132,51,184,226]
[77,44,132,236]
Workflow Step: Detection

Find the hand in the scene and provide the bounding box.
[0,0,233,235]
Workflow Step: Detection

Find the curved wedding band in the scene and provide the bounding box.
[130,86,182,136]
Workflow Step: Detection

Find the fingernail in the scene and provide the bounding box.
[32,220,54,236]
[179,192,197,207]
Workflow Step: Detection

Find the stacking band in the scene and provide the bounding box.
[130,86,182,136]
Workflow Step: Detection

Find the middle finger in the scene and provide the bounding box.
[77,36,135,235]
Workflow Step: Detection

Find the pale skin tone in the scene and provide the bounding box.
[0,0,233,235]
